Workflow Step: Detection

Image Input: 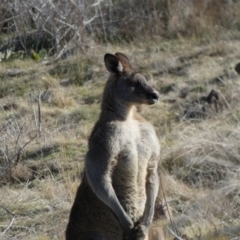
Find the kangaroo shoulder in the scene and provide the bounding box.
[139,121,156,137]
[139,121,160,153]
[89,121,123,150]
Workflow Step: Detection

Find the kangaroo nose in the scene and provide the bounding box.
[151,91,159,102]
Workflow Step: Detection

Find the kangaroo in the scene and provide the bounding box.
[66,53,162,240]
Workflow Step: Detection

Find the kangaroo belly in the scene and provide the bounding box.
[112,142,150,223]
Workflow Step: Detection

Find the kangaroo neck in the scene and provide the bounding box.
[100,99,135,122]
[100,77,136,122]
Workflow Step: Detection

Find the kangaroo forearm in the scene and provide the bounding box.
[142,175,159,226]
[142,202,155,226]
[97,188,133,230]
[86,172,133,230]
[96,187,133,230]
[114,205,134,231]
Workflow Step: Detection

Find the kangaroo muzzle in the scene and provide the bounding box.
[146,90,159,104]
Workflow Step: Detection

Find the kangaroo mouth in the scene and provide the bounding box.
[147,98,158,105]
[147,92,159,104]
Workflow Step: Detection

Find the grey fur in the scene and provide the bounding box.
[66,53,163,240]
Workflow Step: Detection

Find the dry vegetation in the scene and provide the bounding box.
[1,1,240,240]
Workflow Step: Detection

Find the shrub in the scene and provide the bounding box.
[1,0,240,55]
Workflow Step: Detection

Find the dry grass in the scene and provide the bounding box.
[1,34,240,240]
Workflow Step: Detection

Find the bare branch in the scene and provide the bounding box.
[0,205,15,216]
[91,0,104,7]
[0,120,13,133]
[1,217,15,236]
[55,18,77,30]
[38,93,42,138]
[167,227,184,240]
[30,93,39,134]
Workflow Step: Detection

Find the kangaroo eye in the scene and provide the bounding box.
[130,81,137,87]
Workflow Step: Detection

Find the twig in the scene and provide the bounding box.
[0,119,13,133]
[1,217,15,236]
[167,227,184,240]
[10,138,34,163]
[83,14,98,26]
[42,30,79,65]
[0,205,15,216]
[159,173,181,238]
[0,137,35,176]
[38,93,42,138]
[91,0,104,7]
[1,97,20,133]
[14,122,25,159]
[97,2,107,41]
[30,93,38,134]
[218,91,232,111]
[55,18,77,30]
[8,8,27,53]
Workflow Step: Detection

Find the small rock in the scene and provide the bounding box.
[179,87,189,98]
[60,79,71,87]
[6,69,23,77]
[235,62,240,75]
[3,103,18,111]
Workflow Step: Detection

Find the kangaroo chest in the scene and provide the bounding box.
[121,120,157,163]
[113,121,159,188]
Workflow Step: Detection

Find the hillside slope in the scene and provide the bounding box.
[1,37,240,240]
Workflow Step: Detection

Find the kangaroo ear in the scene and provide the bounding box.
[104,53,123,73]
[115,52,132,70]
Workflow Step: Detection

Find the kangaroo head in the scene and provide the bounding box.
[104,52,159,106]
